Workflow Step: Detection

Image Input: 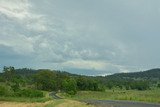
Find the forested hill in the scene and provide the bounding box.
[0,67,160,92]
[0,67,160,79]
[107,68,160,79]
[1,67,160,79]
[14,68,79,77]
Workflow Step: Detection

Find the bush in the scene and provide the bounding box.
[0,77,5,82]
[0,86,7,96]
[15,89,44,98]
[0,86,11,96]
[62,78,77,95]
[130,81,149,90]
[158,83,160,88]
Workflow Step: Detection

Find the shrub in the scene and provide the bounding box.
[0,77,5,82]
[15,89,44,98]
[130,81,149,90]
[0,86,7,96]
[0,86,11,96]
[62,78,77,95]
[158,83,160,88]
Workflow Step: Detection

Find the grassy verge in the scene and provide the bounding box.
[45,99,94,107]
[59,89,160,104]
[0,91,94,107]
[0,91,52,102]
[0,99,94,107]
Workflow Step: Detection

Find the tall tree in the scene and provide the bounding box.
[3,66,15,81]
[33,70,56,91]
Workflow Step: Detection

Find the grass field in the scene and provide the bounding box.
[0,92,94,107]
[45,99,94,107]
[0,91,52,102]
[1,89,160,106]
[59,89,160,104]
[0,99,94,107]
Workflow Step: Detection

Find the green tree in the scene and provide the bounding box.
[77,77,89,90]
[62,78,77,95]
[130,81,149,90]
[33,70,56,91]
[3,66,15,81]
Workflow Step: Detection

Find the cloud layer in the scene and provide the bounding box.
[0,0,160,75]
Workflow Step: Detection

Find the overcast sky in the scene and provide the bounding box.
[0,0,160,75]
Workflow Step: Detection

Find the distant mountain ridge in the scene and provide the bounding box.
[1,67,160,80]
[107,68,160,80]
[0,67,159,90]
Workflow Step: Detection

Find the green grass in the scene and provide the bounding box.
[0,96,51,102]
[0,91,52,102]
[59,89,160,104]
[44,99,94,107]
[45,99,65,107]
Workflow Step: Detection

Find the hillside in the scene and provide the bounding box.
[107,68,160,80]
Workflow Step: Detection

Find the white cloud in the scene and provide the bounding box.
[0,0,48,55]
[0,0,30,20]
[62,60,106,71]
[61,59,130,73]
[0,0,47,32]
[0,33,35,55]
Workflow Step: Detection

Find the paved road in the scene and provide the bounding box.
[85,100,160,107]
[49,92,160,107]
[49,92,62,99]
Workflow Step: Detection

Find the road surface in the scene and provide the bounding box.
[49,92,160,107]
[85,100,160,107]
[49,92,62,99]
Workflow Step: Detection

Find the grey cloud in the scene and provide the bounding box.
[0,0,160,75]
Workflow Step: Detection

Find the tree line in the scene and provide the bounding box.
[0,66,159,97]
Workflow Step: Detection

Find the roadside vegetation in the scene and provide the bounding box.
[0,66,160,106]
[59,89,160,103]
[45,99,94,107]
[0,99,94,107]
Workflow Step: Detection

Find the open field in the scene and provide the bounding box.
[0,91,94,107]
[0,96,52,103]
[45,99,94,107]
[0,101,51,107]
[0,99,94,107]
[59,89,160,104]
[0,91,52,103]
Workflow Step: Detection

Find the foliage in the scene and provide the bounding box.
[130,81,150,90]
[61,89,160,103]
[107,68,160,79]
[0,86,8,96]
[33,70,57,91]
[62,78,77,95]
[0,85,13,97]
[3,66,16,81]
[0,66,159,97]
[76,77,105,91]
[0,76,5,82]
[14,89,44,98]
[158,83,160,88]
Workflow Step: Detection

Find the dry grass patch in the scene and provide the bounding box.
[0,100,94,107]
[0,101,52,107]
[56,99,94,107]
